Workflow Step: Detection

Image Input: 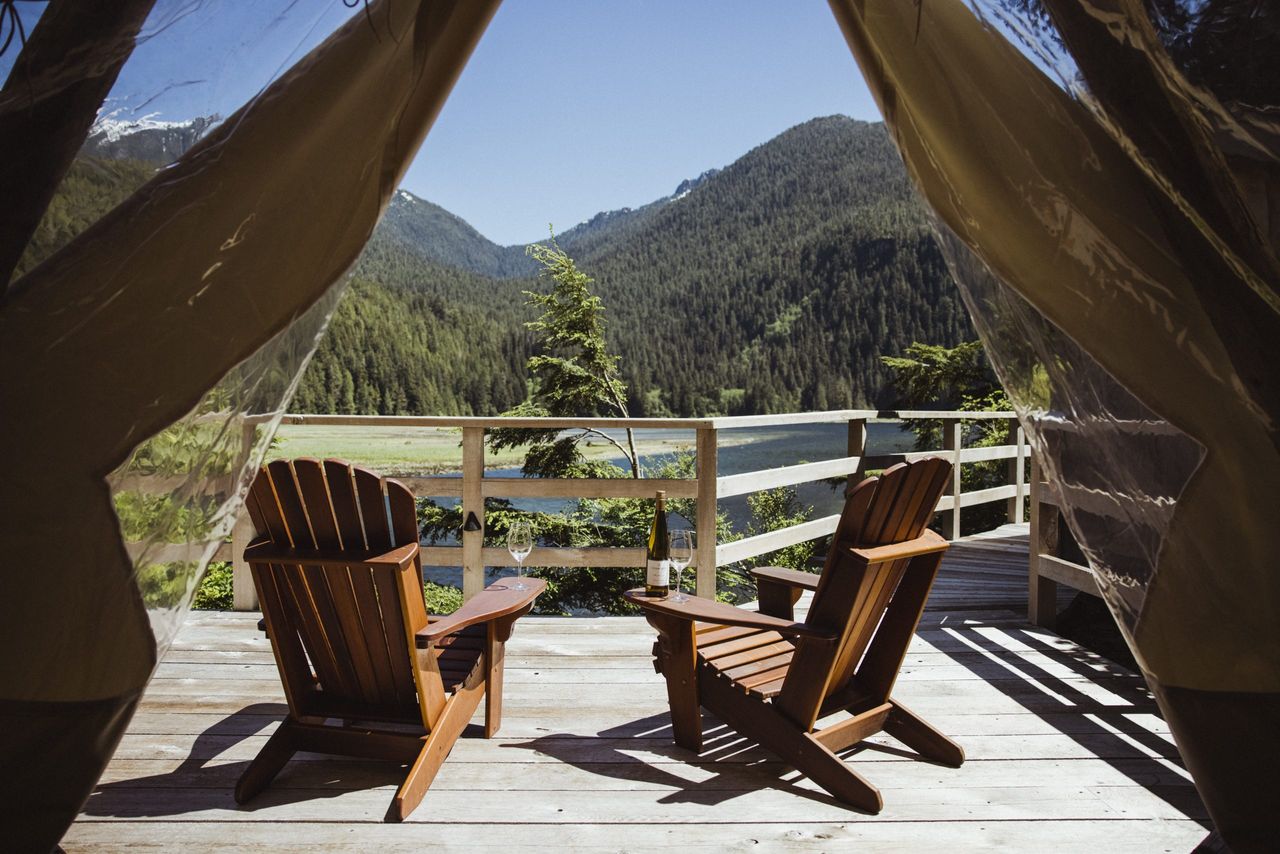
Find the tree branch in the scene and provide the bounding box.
[576,426,636,469]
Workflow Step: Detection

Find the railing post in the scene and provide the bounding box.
[1007,417,1026,524]
[942,419,963,540]
[847,416,867,491]
[461,426,485,600]
[232,421,258,611]
[695,427,717,598]
[1027,454,1057,627]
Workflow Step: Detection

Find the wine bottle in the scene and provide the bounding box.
[645,490,671,597]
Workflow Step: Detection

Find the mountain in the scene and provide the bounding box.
[324,116,974,417]
[10,156,156,282]
[83,113,217,163]
[560,116,972,415]
[378,166,725,278]
[379,191,536,279]
[20,114,975,417]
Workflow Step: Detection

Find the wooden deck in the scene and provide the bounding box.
[64,531,1208,851]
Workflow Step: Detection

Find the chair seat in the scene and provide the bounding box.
[433,623,486,692]
[695,622,796,699]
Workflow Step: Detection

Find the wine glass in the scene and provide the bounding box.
[507,520,533,591]
[668,529,694,602]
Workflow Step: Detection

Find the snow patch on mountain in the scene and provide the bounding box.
[84,111,218,162]
[669,168,719,201]
[90,110,205,142]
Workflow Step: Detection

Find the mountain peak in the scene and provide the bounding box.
[84,112,218,162]
[671,168,720,201]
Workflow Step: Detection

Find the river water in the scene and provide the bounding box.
[424,421,914,587]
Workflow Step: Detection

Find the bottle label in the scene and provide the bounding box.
[646,559,670,588]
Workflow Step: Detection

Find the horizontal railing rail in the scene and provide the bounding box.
[117,409,1031,610]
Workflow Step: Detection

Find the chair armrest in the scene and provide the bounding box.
[751,565,820,591]
[846,529,949,565]
[244,538,419,569]
[416,577,546,647]
[622,589,835,640]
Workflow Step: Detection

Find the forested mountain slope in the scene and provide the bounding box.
[19,116,974,417]
[324,116,974,416]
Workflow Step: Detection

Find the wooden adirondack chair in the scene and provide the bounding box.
[236,458,544,820]
[626,458,962,812]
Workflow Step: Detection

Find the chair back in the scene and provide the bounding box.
[245,458,423,723]
[776,458,951,729]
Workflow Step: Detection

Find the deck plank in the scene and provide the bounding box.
[64,531,1207,851]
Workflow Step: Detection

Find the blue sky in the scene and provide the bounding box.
[5,0,879,245]
[410,1,880,244]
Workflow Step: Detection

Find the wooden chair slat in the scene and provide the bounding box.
[272,460,362,701]
[698,630,785,661]
[324,460,403,705]
[709,638,794,671]
[695,624,759,642]
[436,634,485,651]
[255,564,316,716]
[859,462,909,545]
[266,460,312,546]
[294,460,383,707]
[293,459,339,548]
[891,457,947,542]
[387,479,419,549]
[737,664,793,690]
[352,467,417,706]
[277,562,351,698]
[830,561,908,695]
[372,563,418,708]
[354,467,393,550]
[323,460,366,549]
[821,477,876,572]
[720,651,794,681]
[246,468,289,545]
[320,563,383,705]
[873,459,929,544]
[746,676,787,698]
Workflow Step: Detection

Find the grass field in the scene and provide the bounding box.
[266,425,727,476]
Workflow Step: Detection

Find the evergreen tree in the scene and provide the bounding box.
[882,340,1013,534]
[487,235,640,478]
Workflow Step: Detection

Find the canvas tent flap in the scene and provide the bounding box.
[0,1,499,848]
[826,0,1279,846]
[829,0,1279,694]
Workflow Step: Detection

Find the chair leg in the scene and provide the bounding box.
[485,635,504,738]
[389,738,444,822]
[701,673,882,812]
[885,699,965,767]
[793,732,884,814]
[389,681,485,821]
[645,613,703,752]
[235,719,298,804]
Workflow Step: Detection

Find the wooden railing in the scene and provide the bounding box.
[1027,460,1098,628]
[119,409,1031,611]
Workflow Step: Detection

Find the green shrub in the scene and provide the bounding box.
[136,562,197,609]
[425,581,463,615]
[193,561,234,610]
